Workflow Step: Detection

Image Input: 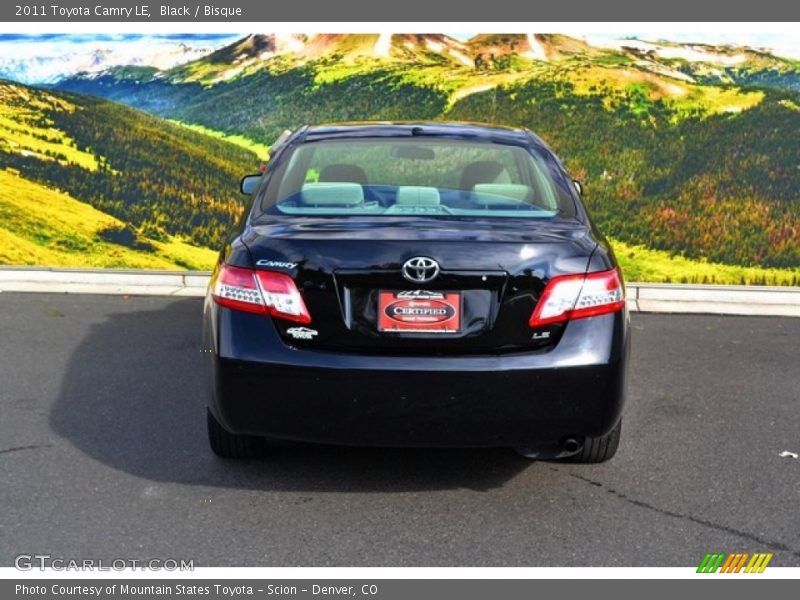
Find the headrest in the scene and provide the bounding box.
[473,183,531,203]
[459,160,509,190]
[395,186,441,207]
[301,182,364,206]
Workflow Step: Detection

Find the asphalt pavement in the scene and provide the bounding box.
[1,292,798,567]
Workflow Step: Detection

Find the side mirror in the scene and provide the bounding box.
[240,174,262,195]
[572,180,583,196]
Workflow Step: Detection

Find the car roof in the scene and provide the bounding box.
[298,121,541,148]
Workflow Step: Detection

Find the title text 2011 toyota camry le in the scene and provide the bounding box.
[203,122,629,462]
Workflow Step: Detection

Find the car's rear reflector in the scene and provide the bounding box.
[529,268,624,328]
[212,264,311,324]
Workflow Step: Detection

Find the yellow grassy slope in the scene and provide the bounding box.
[612,238,800,286]
[0,169,217,270]
[0,82,100,171]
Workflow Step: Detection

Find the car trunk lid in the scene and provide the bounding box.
[241,217,595,355]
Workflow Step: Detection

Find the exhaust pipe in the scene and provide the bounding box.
[515,437,583,459]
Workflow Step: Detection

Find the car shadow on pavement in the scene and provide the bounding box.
[50,298,531,492]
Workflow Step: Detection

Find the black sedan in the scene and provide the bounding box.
[203,122,629,462]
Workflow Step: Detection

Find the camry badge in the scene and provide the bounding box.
[256,259,298,270]
[402,257,440,283]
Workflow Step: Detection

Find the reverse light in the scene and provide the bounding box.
[529,268,625,328]
[212,264,311,324]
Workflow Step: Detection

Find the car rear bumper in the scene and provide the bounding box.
[204,299,629,448]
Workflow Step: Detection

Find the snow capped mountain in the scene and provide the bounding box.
[0,36,235,84]
[585,34,800,62]
[5,33,800,88]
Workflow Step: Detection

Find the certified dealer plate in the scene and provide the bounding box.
[377,290,462,333]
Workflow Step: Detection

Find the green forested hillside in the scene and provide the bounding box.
[55,34,800,274]
[449,81,800,268]
[0,168,217,269]
[57,65,450,139]
[0,80,259,262]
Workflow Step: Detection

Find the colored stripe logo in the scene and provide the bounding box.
[697,552,773,573]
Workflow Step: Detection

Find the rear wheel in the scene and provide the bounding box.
[207,409,268,458]
[566,419,622,463]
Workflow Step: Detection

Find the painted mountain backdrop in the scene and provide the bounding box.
[0,34,232,84]
[2,33,799,283]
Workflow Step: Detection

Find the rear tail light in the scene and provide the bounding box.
[211,264,311,324]
[529,268,624,328]
[256,269,312,324]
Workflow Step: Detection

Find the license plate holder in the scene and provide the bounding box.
[377,290,462,333]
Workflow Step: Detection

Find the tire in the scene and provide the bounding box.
[566,419,622,463]
[207,409,268,458]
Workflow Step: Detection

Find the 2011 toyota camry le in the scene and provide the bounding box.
[203,122,630,462]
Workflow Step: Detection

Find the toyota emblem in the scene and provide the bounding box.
[402,257,440,283]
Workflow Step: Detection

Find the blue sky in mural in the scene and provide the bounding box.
[0,34,237,42]
[2,32,797,50]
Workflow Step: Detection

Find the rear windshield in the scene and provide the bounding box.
[255,138,576,219]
